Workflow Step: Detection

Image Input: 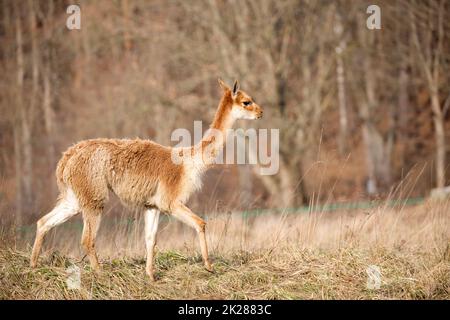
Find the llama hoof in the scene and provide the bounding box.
[91,263,102,273]
[205,263,214,273]
[146,269,157,282]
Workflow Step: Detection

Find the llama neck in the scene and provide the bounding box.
[194,91,235,164]
[210,91,234,132]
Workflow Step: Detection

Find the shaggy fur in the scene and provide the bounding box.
[30,79,263,280]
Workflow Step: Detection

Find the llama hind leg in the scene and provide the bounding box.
[81,210,102,271]
[30,190,80,267]
[144,208,160,281]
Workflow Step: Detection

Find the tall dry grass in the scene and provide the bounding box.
[9,198,448,256]
[0,198,449,299]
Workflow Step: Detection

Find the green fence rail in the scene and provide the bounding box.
[240,197,425,218]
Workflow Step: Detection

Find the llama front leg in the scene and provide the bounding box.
[144,208,160,281]
[81,211,102,271]
[171,202,213,272]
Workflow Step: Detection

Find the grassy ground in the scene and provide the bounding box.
[1,245,449,299]
[1,200,449,299]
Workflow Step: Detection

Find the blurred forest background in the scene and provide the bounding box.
[1,0,450,226]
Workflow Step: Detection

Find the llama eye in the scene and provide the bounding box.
[243,101,252,106]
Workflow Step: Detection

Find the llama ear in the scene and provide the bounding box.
[232,80,239,97]
[218,78,229,92]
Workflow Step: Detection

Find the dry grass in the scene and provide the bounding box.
[1,199,449,299]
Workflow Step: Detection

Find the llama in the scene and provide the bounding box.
[30,79,263,281]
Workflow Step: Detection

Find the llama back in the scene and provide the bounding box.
[55,138,185,210]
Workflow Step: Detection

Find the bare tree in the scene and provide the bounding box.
[352,7,396,195]
[334,10,349,156]
[409,0,449,189]
[14,2,27,224]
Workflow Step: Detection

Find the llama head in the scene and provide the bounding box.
[218,79,263,120]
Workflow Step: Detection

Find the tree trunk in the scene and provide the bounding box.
[24,0,37,211]
[43,66,56,189]
[238,165,253,209]
[431,90,446,188]
[397,65,409,167]
[358,32,393,194]
[336,45,348,156]
[28,0,39,113]
[20,107,33,213]
[42,2,56,190]
[13,125,23,225]
[279,158,308,207]
[236,119,253,209]
[276,72,287,115]
[409,0,447,189]
[14,3,29,224]
[254,155,308,208]
[361,122,378,195]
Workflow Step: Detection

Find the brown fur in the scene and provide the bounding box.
[58,138,183,212]
[210,90,233,132]
[30,79,263,280]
